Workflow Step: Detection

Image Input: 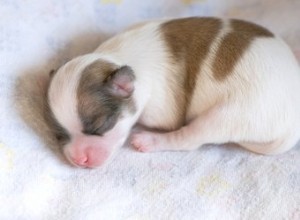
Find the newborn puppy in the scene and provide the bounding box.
[48,17,300,168]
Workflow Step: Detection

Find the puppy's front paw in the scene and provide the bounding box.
[131,132,158,153]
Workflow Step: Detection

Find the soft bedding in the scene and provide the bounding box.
[1,0,300,219]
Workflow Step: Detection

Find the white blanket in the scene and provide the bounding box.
[1,0,300,219]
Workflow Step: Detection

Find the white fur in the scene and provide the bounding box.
[48,56,98,135]
[48,18,300,168]
[95,21,183,129]
[129,20,300,155]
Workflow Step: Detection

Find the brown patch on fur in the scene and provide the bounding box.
[77,59,136,136]
[161,17,222,120]
[213,19,274,81]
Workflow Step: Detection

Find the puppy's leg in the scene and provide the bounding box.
[131,103,297,154]
[131,105,230,152]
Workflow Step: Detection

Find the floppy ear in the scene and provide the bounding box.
[104,66,135,98]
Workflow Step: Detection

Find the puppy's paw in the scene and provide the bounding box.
[131,132,158,153]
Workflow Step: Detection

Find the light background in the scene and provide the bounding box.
[1,0,300,219]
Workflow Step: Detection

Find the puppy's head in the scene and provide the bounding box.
[47,55,136,168]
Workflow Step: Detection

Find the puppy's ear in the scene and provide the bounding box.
[104,66,135,98]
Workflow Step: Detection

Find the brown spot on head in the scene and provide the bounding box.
[160,17,222,121]
[77,59,136,136]
[213,19,274,81]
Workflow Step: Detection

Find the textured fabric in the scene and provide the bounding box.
[1,0,300,219]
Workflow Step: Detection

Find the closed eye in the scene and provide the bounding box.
[81,115,112,137]
[82,127,104,136]
[80,112,119,137]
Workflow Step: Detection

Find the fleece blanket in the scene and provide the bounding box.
[1,0,300,219]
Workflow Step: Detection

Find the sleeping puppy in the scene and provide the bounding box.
[48,17,300,168]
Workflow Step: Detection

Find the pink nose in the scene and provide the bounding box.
[72,156,89,167]
[68,147,108,168]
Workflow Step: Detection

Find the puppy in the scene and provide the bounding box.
[47,17,300,168]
